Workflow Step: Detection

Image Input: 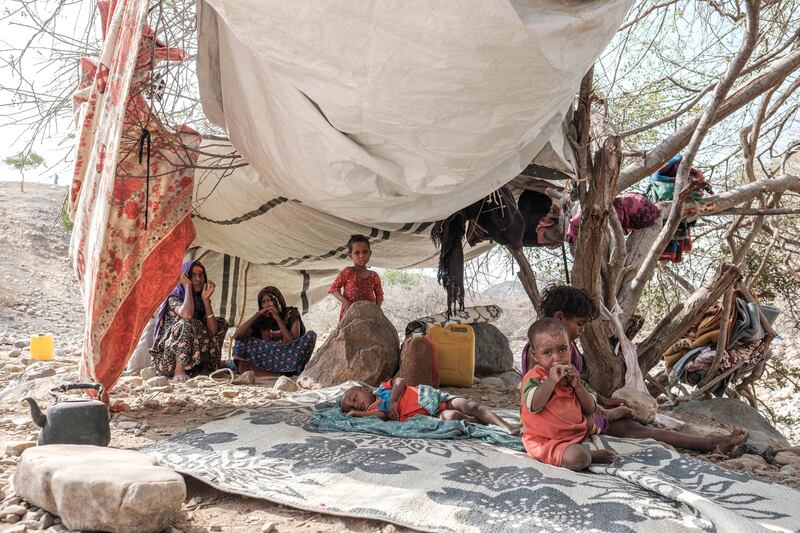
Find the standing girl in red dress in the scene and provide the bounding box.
[329,234,384,320]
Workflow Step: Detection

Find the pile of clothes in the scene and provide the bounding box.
[664,295,780,394]
[566,192,661,245]
[517,188,661,248]
[647,154,712,263]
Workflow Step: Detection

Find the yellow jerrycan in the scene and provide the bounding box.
[426,324,475,387]
[30,333,55,361]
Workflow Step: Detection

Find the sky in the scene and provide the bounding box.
[2,3,798,185]
[0,1,95,184]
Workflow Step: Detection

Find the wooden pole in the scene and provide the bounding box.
[507,246,542,316]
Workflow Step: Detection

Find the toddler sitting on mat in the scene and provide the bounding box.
[520,318,617,470]
[340,377,519,435]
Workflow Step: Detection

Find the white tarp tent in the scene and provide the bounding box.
[70,0,632,388]
[196,0,632,224]
[191,0,633,319]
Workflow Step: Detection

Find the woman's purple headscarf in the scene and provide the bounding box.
[154,259,207,339]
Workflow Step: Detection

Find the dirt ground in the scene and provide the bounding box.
[0,182,526,532]
[0,182,798,533]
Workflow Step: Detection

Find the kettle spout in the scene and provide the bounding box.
[22,398,47,428]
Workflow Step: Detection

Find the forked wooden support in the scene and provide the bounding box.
[506,246,542,316]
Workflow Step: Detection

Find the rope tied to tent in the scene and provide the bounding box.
[137,127,152,230]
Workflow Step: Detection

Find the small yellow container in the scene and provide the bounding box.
[30,333,54,361]
[426,324,475,387]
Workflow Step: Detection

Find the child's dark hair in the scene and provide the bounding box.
[527,317,568,345]
[540,284,599,320]
[346,234,370,253]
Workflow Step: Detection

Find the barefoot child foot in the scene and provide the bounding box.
[714,428,749,455]
[602,405,635,423]
[438,409,477,423]
[445,397,519,435]
[590,449,618,464]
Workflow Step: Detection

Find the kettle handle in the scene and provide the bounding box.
[50,383,106,400]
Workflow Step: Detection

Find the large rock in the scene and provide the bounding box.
[13,445,185,533]
[126,318,155,375]
[774,451,800,466]
[472,323,513,375]
[722,454,770,472]
[298,302,399,388]
[397,336,437,387]
[611,387,657,424]
[663,398,789,460]
[273,376,297,393]
[139,366,158,381]
[4,441,36,457]
[0,369,79,402]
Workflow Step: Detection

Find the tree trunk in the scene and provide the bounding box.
[507,246,542,316]
[570,104,628,394]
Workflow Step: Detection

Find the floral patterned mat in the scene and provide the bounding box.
[141,384,800,532]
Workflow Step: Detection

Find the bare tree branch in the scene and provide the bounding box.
[626,1,761,311]
[617,47,800,191]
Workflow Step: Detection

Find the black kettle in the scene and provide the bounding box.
[23,383,111,446]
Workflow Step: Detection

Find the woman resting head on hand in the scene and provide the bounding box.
[232,286,317,375]
[149,259,228,382]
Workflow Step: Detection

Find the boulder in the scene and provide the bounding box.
[611,387,657,424]
[145,376,170,388]
[139,366,158,381]
[779,464,800,476]
[121,376,144,388]
[477,376,505,389]
[0,369,79,402]
[232,370,255,385]
[663,398,788,460]
[498,370,522,388]
[273,376,297,393]
[472,323,513,375]
[4,441,36,457]
[127,319,156,375]
[774,451,800,467]
[19,366,56,382]
[13,445,185,533]
[397,336,438,387]
[298,302,399,388]
[722,453,769,471]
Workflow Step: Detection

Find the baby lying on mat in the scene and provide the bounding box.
[340,377,519,435]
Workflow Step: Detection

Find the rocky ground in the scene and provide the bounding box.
[0,182,799,532]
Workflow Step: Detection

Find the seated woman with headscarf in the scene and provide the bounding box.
[150,260,229,381]
[232,286,317,375]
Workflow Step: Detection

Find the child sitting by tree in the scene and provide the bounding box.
[340,377,519,435]
[521,318,617,470]
[527,284,747,455]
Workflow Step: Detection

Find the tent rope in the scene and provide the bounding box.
[137,127,152,230]
[228,261,251,361]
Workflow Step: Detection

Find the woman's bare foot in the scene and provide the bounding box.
[603,406,636,423]
[714,428,749,456]
[172,370,189,382]
[590,449,618,464]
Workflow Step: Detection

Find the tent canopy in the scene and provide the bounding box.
[192,0,632,318]
[69,0,632,389]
